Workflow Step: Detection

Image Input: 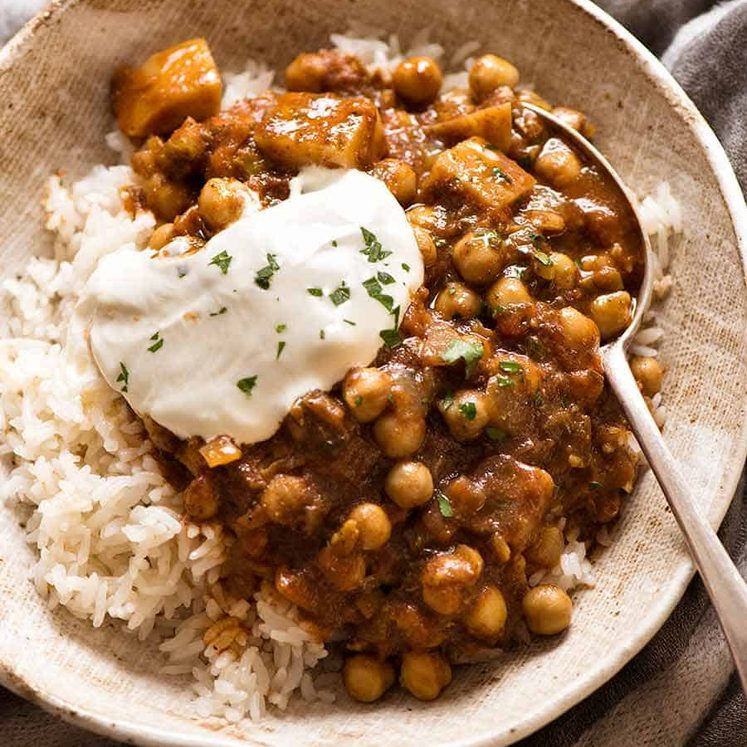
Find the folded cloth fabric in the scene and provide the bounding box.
[0,1,745,746]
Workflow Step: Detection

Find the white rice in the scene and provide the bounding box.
[0,30,682,721]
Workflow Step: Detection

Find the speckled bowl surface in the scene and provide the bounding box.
[0,1,745,745]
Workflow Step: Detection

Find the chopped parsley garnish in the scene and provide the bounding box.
[377,271,395,285]
[504,265,527,279]
[331,240,338,247]
[362,277,394,312]
[307,287,323,297]
[459,401,477,420]
[116,362,129,393]
[379,327,402,349]
[441,339,484,376]
[236,376,257,396]
[499,360,523,374]
[319,329,326,340]
[402,262,411,272]
[329,281,350,306]
[534,250,552,267]
[209,306,228,317]
[435,490,454,518]
[209,250,232,275]
[494,375,515,388]
[441,392,454,411]
[486,426,507,442]
[360,226,392,262]
[354,395,363,407]
[254,253,279,289]
[147,332,164,353]
[276,341,286,360]
[275,323,287,333]
[344,319,356,326]
[589,481,602,490]
[492,166,513,184]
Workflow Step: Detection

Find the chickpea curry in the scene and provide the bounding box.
[111,38,663,704]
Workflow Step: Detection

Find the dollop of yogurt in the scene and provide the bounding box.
[81,167,424,444]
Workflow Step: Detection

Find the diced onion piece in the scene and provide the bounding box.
[199,435,242,467]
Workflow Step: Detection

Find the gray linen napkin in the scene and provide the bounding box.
[0,1,745,745]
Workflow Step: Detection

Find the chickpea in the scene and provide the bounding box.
[343,367,392,423]
[374,414,426,459]
[261,475,314,525]
[545,252,578,290]
[526,526,564,568]
[453,230,507,284]
[444,475,486,515]
[372,158,417,205]
[631,355,663,397]
[143,173,192,221]
[534,138,582,188]
[522,584,573,635]
[406,204,438,231]
[440,389,490,441]
[149,222,175,250]
[317,546,366,591]
[558,306,600,350]
[198,177,249,232]
[464,585,508,639]
[385,461,433,509]
[589,291,632,340]
[434,282,482,320]
[412,226,438,266]
[422,544,484,615]
[400,651,452,701]
[469,54,520,100]
[343,655,395,703]
[348,503,392,550]
[486,276,532,312]
[393,56,443,105]
[183,473,218,520]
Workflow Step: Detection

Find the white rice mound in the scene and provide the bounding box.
[0,30,683,722]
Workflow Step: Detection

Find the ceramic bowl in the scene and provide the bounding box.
[0,1,745,745]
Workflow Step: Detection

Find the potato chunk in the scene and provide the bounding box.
[421,137,535,210]
[255,92,386,169]
[113,38,222,138]
[425,103,512,151]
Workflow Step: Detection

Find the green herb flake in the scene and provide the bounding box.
[254,253,280,289]
[210,306,228,317]
[459,401,477,420]
[276,341,286,360]
[499,360,523,374]
[495,375,515,388]
[147,332,164,353]
[362,277,394,312]
[435,490,454,518]
[344,319,356,326]
[209,250,233,275]
[307,287,323,297]
[441,339,484,376]
[377,271,395,285]
[360,226,392,262]
[116,362,129,393]
[379,327,402,349]
[534,250,552,267]
[441,392,454,411]
[486,426,507,442]
[492,166,513,184]
[504,265,527,279]
[275,323,287,333]
[402,262,411,272]
[589,481,602,490]
[319,329,326,340]
[329,281,351,306]
[236,376,258,396]
[354,395,363,407]
[331,240,338,247]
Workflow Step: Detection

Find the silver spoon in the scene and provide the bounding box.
[525,103,747,691]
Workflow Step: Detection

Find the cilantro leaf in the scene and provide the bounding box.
[236,376,257,396]
[147,332,164,353]
[116,362,129,393]
[435,490,454,518]
[254,253,279,289]
[486,426,507,442]
[379,327,402,349]
[459,401,477,420]
[307,287,323,297]
[362,277,394,312]
[209,250,232,275]
[441,339,484,376]
[360,226,392,262]
[329,281,350,306]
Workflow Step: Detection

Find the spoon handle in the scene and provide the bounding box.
[603,343,747,692]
